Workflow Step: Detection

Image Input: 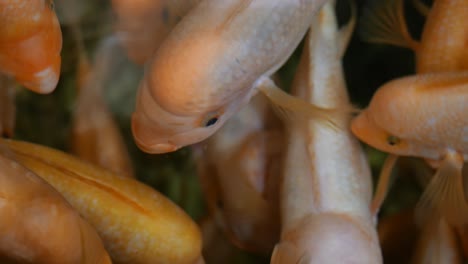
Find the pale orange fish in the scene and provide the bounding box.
[351,72,468,227]
[194,94,282,253]
[360,0,468,73]
[111,0,201,64]
[271,2,382,263]
[0,149,111,264]
[0,0,62,93]
[131,0,350,154]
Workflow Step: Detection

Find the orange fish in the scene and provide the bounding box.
[360,0,468,73]
[351,72,468,227]
[3,138,204,264]
[0,148,111,264]
[0,0,62,93]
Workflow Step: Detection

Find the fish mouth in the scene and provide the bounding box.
[137,141,179,154]
[131,113,180,154]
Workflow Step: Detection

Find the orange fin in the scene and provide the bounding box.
[371,154,399,215]
[256,78,358,131]
[412,0,430,17]
[416,152,467,227]
[359,0,419,50]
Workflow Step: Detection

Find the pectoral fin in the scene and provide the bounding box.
[371,154,399,216]
[416,152,467,227]
[360,0,419,50]
[256,77,357,131]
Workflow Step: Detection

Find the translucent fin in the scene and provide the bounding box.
[412,0,430,17]
[337,0,357,58]
[416,153,467,227]
[359,0,419,50]
[256,78,358,131]
[370,154,398,215]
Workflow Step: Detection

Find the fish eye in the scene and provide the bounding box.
[204,117,218,127]
[386,135,400,146]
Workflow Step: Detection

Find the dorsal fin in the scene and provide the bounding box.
[359,0,419,50]
[370,154,399,215]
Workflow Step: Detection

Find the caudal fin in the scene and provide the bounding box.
[360,0,419,50]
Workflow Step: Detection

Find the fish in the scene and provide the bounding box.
[0,147,111,264]
[360,0,468,73]
[270,2,382,263]
[2,138,203,264]
[194,94,282,253]
[111,0,201,64]
[0,0,62,93]
[131,0,353,154]
[351,72,468,227]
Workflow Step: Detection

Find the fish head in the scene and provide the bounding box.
[131,79,246,154]
[351,110,412,156]
[6,0,63,94]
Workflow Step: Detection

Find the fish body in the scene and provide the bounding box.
[194,94,282,253]
[0,0,62,93]
[111,0,201,64]
[132,0,329,154]
[3,138,203,264]
[271,2,382,263]
[416,0,468,73]
[351,72,468,161]
[351,72,468,226]
[0,151,111,264]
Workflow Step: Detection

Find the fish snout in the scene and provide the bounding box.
[19,58,61,94]
[131,112,180,154]
[350,112,367,141]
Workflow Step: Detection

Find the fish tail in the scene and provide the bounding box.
[359,0,419,50]
[416,152,467,227]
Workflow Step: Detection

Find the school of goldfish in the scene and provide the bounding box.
[0,0,466,263]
